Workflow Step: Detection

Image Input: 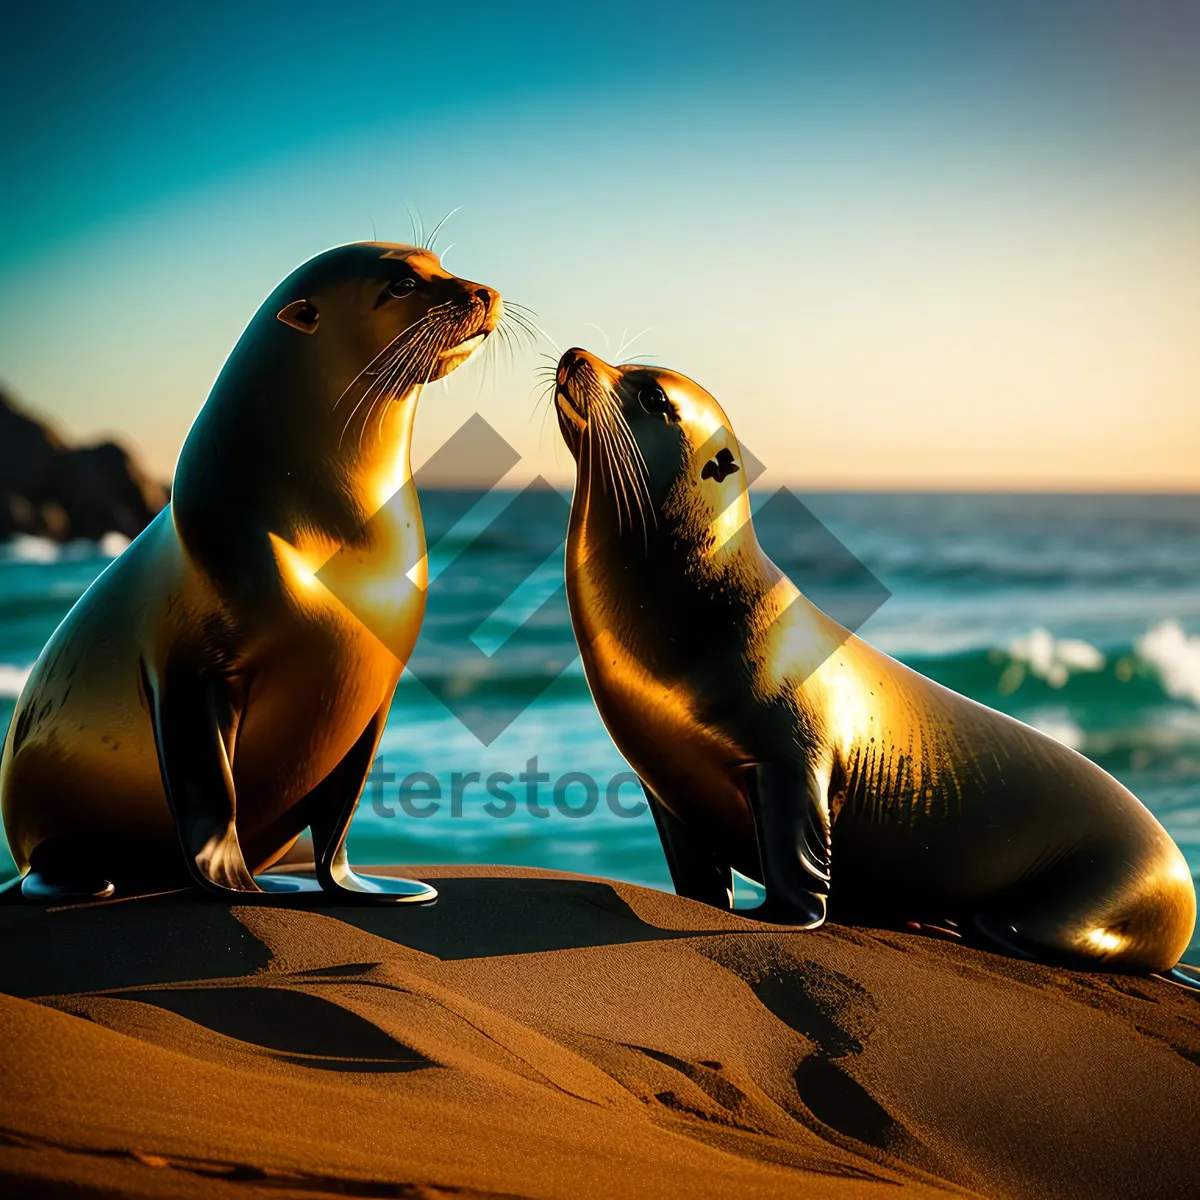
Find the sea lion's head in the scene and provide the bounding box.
[554,347,751,551]
[175,242,505,560]
[273,239,499,397]
[204,242,502,458]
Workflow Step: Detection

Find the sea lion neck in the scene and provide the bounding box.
[171,367,423,588]
[566,493,778,675]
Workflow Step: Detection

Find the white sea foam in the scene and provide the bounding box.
[1136,620,1200,708]
[98,531,131,558]
[1008,628,1105,689]
[1,531,132,563]
[2,535,60,563]
[0,664,33,699]
[1024,710,1086,750]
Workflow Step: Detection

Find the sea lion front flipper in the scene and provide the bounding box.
[19,864,115,903]
[304,703,437,905]
[644,781,734,910]
[144,663,260,895]
[744,760,830,928]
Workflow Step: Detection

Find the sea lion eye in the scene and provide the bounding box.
[638,384,671,417]
[387,276,417,298]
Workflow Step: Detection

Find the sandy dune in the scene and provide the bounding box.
[1,865,1198,1199]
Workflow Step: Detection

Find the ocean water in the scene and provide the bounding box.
[2,493,1199,951]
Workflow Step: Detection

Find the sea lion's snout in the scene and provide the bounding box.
[363,246,505,380]
[554,347,607,438]
[466,285,501,335]
[557,347,580,386]
[433,278,502,371]
[557,346,598,388]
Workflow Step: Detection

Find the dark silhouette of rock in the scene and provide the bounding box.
[0,385,168,543]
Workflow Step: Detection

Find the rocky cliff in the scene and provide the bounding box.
[0,386,167,543]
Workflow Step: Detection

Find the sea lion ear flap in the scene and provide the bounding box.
[276,299,320,334]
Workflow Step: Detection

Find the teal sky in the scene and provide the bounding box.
[2,1,1198,489]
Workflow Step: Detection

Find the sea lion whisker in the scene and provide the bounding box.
[415,345,439,397]
[584,322,612,353]
[616,326,654,360]
[382,321,433,376]
[596,383,647,483]
[500,311,538,347]
[591,406,627,534]
[343,319,442,450]
[376,344,439,445]
[494,321,518,376]
[342,325,430,444]
[615,432,652,541]
[493,320,515,373]
[603,401,655,547]
[371,300,459,382]
[520,314,561,353]
[403,202,425,248]
[596,393,640,536]
[468,337,493,406]
[531,377,558,430]
[535,375,566,444]
[368,333,437,455]
[487,325,510,380]
[424,205,463,252]
[505,320,527,363]
[607,396,649,480]
[606,414,646,541]
[582,379,632,534]
[610,433,640,538]
[340,377,387,449]
[334,310,440,412]
[503,300,552,335]
[334,326,414,410]
[498,307,542,349]
[590,427,619,530]
[502,305,539,332]
[346,364,401,453]
[582,414,602,526]
[364,322,445,453]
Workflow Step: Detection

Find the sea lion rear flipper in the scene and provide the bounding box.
[143,661,260,895]
[745,760,829,928]
[303,701,437,905]
[1158,965,1200,993]
[644,781,733,910]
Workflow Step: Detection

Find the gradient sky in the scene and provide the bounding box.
[2,1,1198,489]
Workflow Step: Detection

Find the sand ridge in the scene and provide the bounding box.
[1,866,1198,1199]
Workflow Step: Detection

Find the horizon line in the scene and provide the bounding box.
[412,482,1200,497]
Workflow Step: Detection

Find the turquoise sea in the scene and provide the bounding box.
[3,492,1199,952]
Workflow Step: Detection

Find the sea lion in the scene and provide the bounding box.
[1,242,502,903]
[552,346,1196,973]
